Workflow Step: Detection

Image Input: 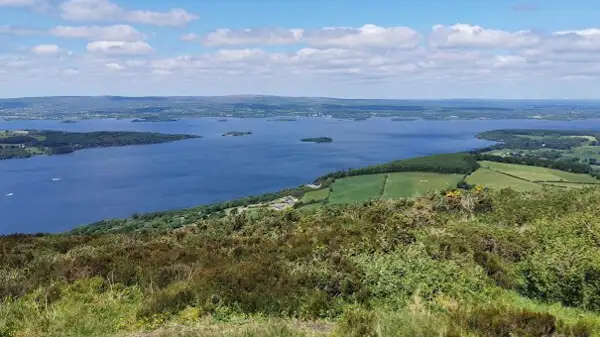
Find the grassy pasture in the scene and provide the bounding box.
[466,168,542,192]
[328,174,386,204]
[301,188,330,203]
[563,145,600,162]
[382,172,463,199]
[561,135,598,142]
[479,161,598,183]
[542,182,599,189]
[296,202,323,213]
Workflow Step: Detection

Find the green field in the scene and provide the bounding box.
[561,135,598,142]
[301,187,331,202]
[328,174,386,204]
[479,161,599,183]
[320,160,597,205]
[382,172,463,199]
[296,202,323,212]
[467,168,542,192]
[542,182,599,189]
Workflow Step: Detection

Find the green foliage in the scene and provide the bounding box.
[477,129,599,150]
[0,130,199,160]
[315,153,480,183]
[475,153,593,174]
[3,188,600,335]
[328,174,386,204]
[466,168,543,191]
[520,214,600,311]
[449,305,558,337]
[382,172,464,199]
[301,188,331,203]
[70,185,312,234]
[332,305,377,337]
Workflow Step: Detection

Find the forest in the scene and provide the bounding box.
[473,153,593,174]
[0,130,200,160]
[477,129,600,150]
[315,153,480,184]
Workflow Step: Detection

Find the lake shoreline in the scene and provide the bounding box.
[3,117,600,234]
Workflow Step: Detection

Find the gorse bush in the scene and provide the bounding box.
[2,187,600,336]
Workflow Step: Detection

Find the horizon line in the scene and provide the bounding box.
[0,94,598,101]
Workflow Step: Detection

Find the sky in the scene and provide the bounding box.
[2,0,600,98]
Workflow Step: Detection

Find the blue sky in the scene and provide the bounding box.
[2,0,600,98]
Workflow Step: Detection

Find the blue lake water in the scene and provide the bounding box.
[3,117,600,234]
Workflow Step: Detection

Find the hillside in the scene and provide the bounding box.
[2,187,600,336]
[4,128,600,336]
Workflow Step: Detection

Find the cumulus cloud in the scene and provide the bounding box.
[86,40,153,55]
[548,29,600,51]
[6,21,600,98]
[50,25,146,41]
[60,0,198,27]
[31,44,60,55]
[199,24,421,49]
[305,25,421,49]
[203,28,303,46]
[430,24,539,49]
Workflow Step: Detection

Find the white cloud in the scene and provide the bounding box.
[180,33,200,41]
[127,8,197,27]
[554,28,600,37]
[31,44,60,55]
[305,24,421,49]
[203,28,303,46]
[60,0,198,27]
[547,28,600,52]
[86,40,154,55]
[430,24,539,49]
[200,24,420,49]
[105,62,124,70]
[6,22,600,98]
[51,25,146,42]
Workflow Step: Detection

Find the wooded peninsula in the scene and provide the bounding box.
[0,130,200,160]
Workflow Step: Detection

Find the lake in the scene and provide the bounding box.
[2,117,600,234]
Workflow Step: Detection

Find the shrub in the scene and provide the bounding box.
[450,306,556,337]
[333,306,377,337]
[138,282,196,318]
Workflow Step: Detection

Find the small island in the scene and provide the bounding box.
[222,131,252,137]
[131,117,178,123]
[0,130,200,160]
[272,117,298,122]
[300,137,333,143]
[61,120,78,124]
[391,117,418,122]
